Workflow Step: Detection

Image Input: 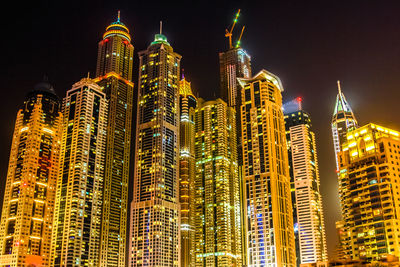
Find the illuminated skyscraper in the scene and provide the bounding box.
[0,81,62,267]
[193,98,242,266]
[52,78,108,266]
[129,30,181,266]
[219,14,252,265]
[332,81,358,171]
[284,98,327,266]
[94,12,134,266]
[179,76,197,267]
[338,124,400,261]
[238,70,296,266]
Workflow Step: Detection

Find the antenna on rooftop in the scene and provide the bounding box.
[337,80,342,95]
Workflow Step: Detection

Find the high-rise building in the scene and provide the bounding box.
[332,81,358,171]
[179,76,197,267]
[219,17,252,267]
[338,123,400,262]
[284,98,328,266]
[93,13,134,266]
[0,81,62,267]
[129,31,181,266]
[331,81,358,260]
[193,98,242,266]
[238,70,296,266]
[52,78,108,266]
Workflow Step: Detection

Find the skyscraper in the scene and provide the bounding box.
[332,81,358,171]
[338,124,400,261]
[219,14,252,266]
[94,12,134,266]
[331,81,358,260]
[194,98,242,266]
[52,78,108,266]
[284,98,327,266]
[129,30,181,266]
[179,76,197,267]
[0,81,62,267]
[238,70,296,266]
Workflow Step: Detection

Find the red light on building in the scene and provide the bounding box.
[296,97,302,103]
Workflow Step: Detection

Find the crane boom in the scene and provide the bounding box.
[236,26,245,48]
[225,9,241,49]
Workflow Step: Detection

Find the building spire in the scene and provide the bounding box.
[160,21,163,34]
[117,10,120,22]
[337,80,342,95]
[181,68,185,80]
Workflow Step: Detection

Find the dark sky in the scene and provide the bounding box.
[1,0,400,258]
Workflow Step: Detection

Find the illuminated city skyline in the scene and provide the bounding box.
[1,2,400,265]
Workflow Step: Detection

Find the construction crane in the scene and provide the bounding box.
[235,26,245,48]
[225,9,241,49]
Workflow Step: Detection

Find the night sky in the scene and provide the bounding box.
[1,0,400,258]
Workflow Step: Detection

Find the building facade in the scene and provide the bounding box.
[238,70,296,266]
[179,77,197,267]
[193,98,242,266]
[338,124,400,262]
[129,32,181,266]
[284,99,327,266]
[0,81,62,267]
[94,13,134,266]
[219,47,251,109]
[52,78,108,266]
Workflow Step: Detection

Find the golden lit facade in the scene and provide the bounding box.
[52,78,108,266]
[0,82,62,267]
[338,124,400,262]
[129,33,181,266]
[94,13,134,266]
[193,98,242,266]
[238,70,296,266]
[284,105,327,265]
[179,77,197,267]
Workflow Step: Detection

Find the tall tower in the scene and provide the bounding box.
[238,70,296,266]
[52,78,108,266]
[284,98,328,265]
[194,98,242,266]
[331,81,358,171]
[0,81,62,267]
[179,76,197,267]
[129,29,181,266]
[338,124,400,261]
[94,12,134,266]
[219,11,252,265]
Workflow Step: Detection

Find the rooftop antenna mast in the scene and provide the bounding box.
[160,21,163,34]
[225,9,241,49]
[117,10,120,22]
[337,80,342,95]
